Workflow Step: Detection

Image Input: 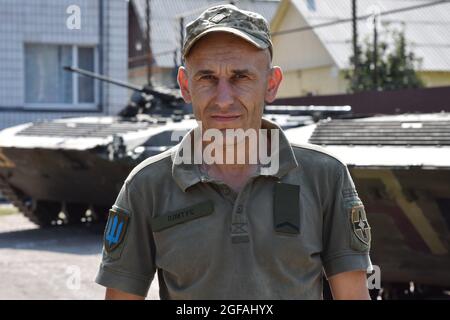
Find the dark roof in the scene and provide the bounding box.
[309,114,450,146]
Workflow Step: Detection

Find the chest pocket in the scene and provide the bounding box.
[273,182,300,235]
[151,200,216,280]
[151,200,214,232]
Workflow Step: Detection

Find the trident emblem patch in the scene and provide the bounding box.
[104,209,129,253]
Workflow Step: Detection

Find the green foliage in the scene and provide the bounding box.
[346,29,424,93]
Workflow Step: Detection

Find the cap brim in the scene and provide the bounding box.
[183,26,271,58]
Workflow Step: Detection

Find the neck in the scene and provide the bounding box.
[201,137,262,193]
[207,162,257,177]
[202,162,258,193]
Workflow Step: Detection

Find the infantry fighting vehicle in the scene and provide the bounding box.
[286,114,450,299]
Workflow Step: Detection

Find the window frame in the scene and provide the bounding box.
[23,43,100,111]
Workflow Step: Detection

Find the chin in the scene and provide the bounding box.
[207,120,245,131]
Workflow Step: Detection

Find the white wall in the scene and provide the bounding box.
[0,0,128,129]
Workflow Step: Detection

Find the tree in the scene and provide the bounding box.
[346,28,423,93]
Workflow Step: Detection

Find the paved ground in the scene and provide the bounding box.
[0,207,160,300]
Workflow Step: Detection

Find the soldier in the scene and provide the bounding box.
[95,4,372,300]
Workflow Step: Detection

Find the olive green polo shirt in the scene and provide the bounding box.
[95,119,372,299]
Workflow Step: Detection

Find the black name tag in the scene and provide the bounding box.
[151,200,214,232]
[273,183,300,235]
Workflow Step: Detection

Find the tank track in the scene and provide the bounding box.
[0,175,107,226]
[0,175,38,225]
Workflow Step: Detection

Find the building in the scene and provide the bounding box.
[0,0,128,129]
[128,0,281,88]
[271,0,450,98]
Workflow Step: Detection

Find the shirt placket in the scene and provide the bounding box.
[229,183,252,244]
[199,167,256,244]
[218,179,257,244]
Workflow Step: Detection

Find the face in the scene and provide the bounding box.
[178,32,282,132]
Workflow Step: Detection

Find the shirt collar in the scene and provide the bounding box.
[172,118,299,192]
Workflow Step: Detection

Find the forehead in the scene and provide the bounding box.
[185,32,267,69]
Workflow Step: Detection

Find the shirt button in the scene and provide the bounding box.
[236,205,243,213]
[222,186,230,195]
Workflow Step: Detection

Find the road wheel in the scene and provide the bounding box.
[65,203,88,225]
[30,200,61,227]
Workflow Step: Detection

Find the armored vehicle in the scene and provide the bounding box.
[286,113,450,299]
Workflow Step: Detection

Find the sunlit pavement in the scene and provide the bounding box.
[0,209,160,300]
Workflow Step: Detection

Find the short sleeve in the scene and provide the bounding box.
[322,164,372,279]
[95,180,156,297]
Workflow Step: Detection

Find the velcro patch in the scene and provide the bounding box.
[273,182,300,235]
[104,209,129,253]
[350,205,371,250]
[343,187,359,200]
[210,12,229,24]
[151,200,214,232]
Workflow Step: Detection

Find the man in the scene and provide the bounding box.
[95,4,372,300]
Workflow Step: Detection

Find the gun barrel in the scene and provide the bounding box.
[265,105,352,115]
[63,66,144,92]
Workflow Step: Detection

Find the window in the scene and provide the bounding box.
[306,0,316,12]
[25,44,98,109]
[78,47,95,103]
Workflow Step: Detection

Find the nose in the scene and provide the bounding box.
[215,78,234,110]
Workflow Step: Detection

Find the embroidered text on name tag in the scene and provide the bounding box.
[151,200,214,232]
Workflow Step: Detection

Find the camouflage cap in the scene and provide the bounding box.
[182,4,273,59]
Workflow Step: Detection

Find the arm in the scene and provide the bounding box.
[105,287,145,300]
[328,270,370,300]
[322,164,372,300]
[95,181,156,299]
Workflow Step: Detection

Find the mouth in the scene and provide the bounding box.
[210,114,241,122]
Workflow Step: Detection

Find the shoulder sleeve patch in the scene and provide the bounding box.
[349,204,371,251]
[104,208,130,253]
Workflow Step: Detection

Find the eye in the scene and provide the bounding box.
[233,74,249,80]
[200,75,216,81]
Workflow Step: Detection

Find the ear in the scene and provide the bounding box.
[264,66,283,103]
[177,66,192,103]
